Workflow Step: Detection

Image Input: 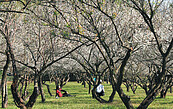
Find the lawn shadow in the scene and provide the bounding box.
[159,101,173,105]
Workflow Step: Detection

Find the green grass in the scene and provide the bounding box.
[0,82,173,109]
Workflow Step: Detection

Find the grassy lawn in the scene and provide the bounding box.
[1,82,173,109]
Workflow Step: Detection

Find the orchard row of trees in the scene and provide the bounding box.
[0,0,172,109]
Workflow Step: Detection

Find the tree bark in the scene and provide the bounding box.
[11,83,26,108]
[3,29,26,108]
[108,83,116,103]
[170,86,172,93]
[42,81,53,96]
[137,85,161,109]
[130,83,137,94]
[160,77,172,98]
[38,76,45,102]
[19,77,25,95]
[22,76,29,100]
[116,48,134,109]
[88,82,91,94]
[82,79,86,88]
[160,89,166,98]
[124,81,130,92]
[25,74,39,108]
[117,87,134,109]
[25,86,39,108]
[138,57,168,108]
[2,82,8,108]
[1,51,10,108]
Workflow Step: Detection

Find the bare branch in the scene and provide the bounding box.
[0,9,28,14]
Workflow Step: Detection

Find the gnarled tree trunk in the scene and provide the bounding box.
[42,81,53,96]
[117,86,133,109]
[1,51,10,108]
[116,48,134,109]
[3,26,40,109]
[138,46,172,108]
[38,76,45,102]
[2,81,8,108]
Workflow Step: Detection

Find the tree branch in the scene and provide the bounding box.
[0,9,28,14]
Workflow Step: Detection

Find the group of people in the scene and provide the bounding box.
[55,80,105,99]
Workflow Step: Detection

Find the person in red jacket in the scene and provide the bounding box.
[56,88,63,97]
[56,86,70,98]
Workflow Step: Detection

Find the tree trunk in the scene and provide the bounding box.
[38,76,45,102]
[2,82,8,108]
[42,81,53,96]
[117,87,134,109]
[25,86,39,108]
[108,84,116,102]
[19,78,25,95]
[1,51,10,108]
[82,80,86,88]
[11,83,26,108]
[170,86,172,93]
[88,82,91,94]
[116,48,133,109]
[130,83,137,94]
[55,80,59,96]
[143,85,148,95]
[125,83,130,92]
[22,77,29,100]
[160,83,172,98]
[138,56,168,108]
[137,85,161,109]
[127,85,130,92]
[2,26,25,108]
[25,75,39,108]
[160,89,166,98]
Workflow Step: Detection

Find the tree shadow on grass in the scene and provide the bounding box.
[159,101,173,105]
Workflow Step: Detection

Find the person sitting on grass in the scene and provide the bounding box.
[92,80,105,98]
[56,86,73,98]
[96,80,105,97]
